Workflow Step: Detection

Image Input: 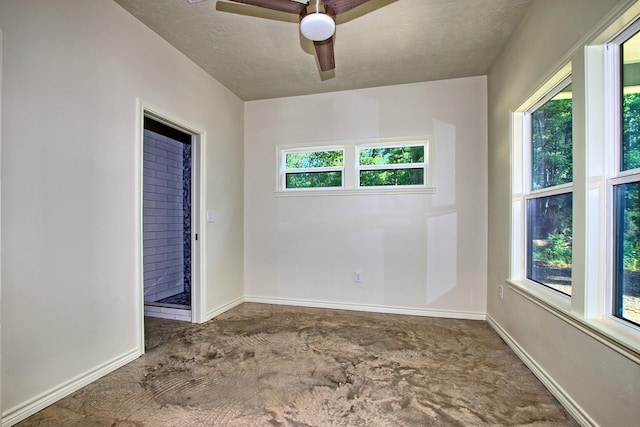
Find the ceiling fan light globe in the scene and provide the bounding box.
[300,13,335,41]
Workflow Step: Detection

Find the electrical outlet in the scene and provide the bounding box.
[354,271,362,283]
[499,285,504,300]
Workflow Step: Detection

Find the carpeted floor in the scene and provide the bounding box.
[18,303,577,426]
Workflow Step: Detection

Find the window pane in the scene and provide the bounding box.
[531,85,573,190]
[360,168,424,187]
[285,172,342,189]
[621,32,640,171]
[286,150,343,169]
[613,182,640,325]
[527,193,573,295]
[359,146,424,166]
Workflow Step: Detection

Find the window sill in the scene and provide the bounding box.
[507,278,572,311]
[274,187,436,197]
[506,279,640,364]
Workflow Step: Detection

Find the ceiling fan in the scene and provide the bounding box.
[224,0,373,72]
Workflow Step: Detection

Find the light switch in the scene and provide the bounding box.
[206,210,215,223]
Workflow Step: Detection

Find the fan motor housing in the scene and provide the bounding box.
[300,4,336,41]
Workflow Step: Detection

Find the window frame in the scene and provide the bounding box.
[509,6,640,361]
[280,146,345,192]
[521,75,574,297]
[605,21,640,328]
[356,142,428,189]
[276,139,434,195]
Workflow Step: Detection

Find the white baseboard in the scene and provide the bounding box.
[204,295,244,322]
[244,295,486,320]
[486,315,595,427]
[2,347,141,427]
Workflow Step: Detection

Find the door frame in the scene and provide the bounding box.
[0,28,4,415]
[136,100,205,351]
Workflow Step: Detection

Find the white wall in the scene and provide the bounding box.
[487,0,640,425]
[244,77,488,318]
[0,0,244,424]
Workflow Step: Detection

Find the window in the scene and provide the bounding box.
[524,79,573,296]
[282,148,344,190]
[357,144,426,188]
[610,27,640,326]
[278,140,432,194]
[613,182,640,325]
[510,7,640,360]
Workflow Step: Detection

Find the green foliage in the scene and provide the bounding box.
[359,146,424,166]
[622,93,640,170]
[531,94,573,190]
[286,172,342,189]
[527,88,639,270]
[528,89,574,269]
[285,150,343,189]
[528,193,573,269]
[359,145,425,186]
[360,168,424,187]
[526,70,640,273]
[286,150,343,169]
[533,232,572,267]
[618,182,640,270]
[620,89,640,270]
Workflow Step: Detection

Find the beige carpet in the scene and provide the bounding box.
[18,303,577,426]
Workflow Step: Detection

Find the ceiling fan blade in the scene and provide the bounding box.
[322,0,370,15]
[226,0,307,14]
[314,38,335,71]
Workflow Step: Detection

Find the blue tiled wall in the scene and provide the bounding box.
[143,130,185,302]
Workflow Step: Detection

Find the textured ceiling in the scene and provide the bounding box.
[113,0,532,101]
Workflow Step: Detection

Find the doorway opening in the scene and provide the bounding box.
[142,115,196,322]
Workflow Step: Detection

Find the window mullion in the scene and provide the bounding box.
[359,163,426,171]
[526,184,573,200]
[286,166,343,174]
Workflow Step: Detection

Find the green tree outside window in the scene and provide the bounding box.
[359,145,425,187]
